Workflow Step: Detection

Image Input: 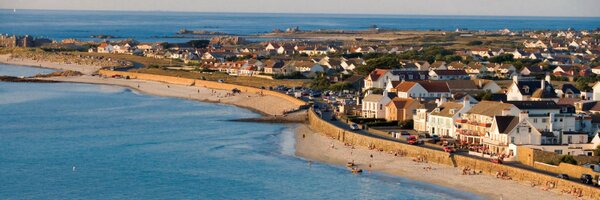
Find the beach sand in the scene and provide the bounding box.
[0,54,102,75]
[294,124,578,200]
[42,75,300,116]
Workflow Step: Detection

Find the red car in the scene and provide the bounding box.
[491,158,503,164]
[407,136,419,145]
[443,146,455,153]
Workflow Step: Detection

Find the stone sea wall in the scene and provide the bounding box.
[307,109,600,199]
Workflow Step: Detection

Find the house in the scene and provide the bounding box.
[484,114,541,155]
[427,98,471,137]
[385,97,419,122]
[265,42,280,51]
[430,61,447,70]
[362,91,397,118]
[364,69,397,90]
[594,82,600,101]
[520,65,544,76]
[506,75,558,101]
[505,101,576,133]
[428,70,470,80]
[591,66,600,75]
[413,101,438,132]
[394,81,451,99]
[263,60,293,75]
[455,101,520,144]
[555,83,581,98]
[97,43,114,53]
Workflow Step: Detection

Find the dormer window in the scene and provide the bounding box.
[522,86,530,93]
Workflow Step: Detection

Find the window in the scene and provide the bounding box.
[559,118,563,122]
[554,150,562,154]
[528,128,532,133]
[511,137,515,144]
[568,136,572,144]
[516,128,520,133]
[542,119,547,123]
[379,104,383,110]
[533,118,538,123]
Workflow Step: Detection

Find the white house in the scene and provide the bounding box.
[363,69,399,90]
[427,98,471,137]
[361,91,396,118]
[394,81,451,99]
[484,114,541,155]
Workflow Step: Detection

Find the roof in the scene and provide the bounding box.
[531,87,558,99]
[387,98,415,109]
[559,84,581,95]
[363,94,384,102]
[467,101,515,117]
[437,80,478,90]
[395,82,417,92]
[367,69,389,81]
[344,75,364,83]
[430,102,464,117]
[433,70,468,76]
[515,80,556,98]
[563,131,588,135]
[418,81,450,93]
[505,101,560,110]
[494,116,520,134]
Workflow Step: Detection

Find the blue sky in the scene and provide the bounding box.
[1,0,599,17]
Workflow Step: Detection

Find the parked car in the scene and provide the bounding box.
[408,136,420,145]
[491,158,503,164]
[431,135,441,143]
[581,174,593,185]
[557,174,569,179]
[350,123,359,130]
[443,146,455,153]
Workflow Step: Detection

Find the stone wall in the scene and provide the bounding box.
[98,70,307,107]
[307,109,600,199]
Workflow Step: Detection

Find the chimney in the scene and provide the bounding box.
[541,78,546,91]
[544,73,551,83]
[463,96,470,107]
[502,108,511,116]
[478,80,483,88]
[436,96,447,107]
[519,111,529,121]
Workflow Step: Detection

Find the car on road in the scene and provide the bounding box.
[408,136,420,145]
[491,158,503,164]
[350,123,359,130]
[581,174,593,185]
[557,174,569,179]
[443,146,455,153]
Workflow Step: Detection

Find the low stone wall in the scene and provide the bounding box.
[97,70,307,107]
[533,162,600,181]
[307,109,600,199]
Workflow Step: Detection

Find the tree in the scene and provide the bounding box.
[398,119,414,129]
[467,40,483,46]
[594,145,600,156]
[329,82,352,91]
[475,90,493,101]
[354,65,377,76]
[187,40,210,48]
[365,54,400,69]
[307,73,330,91]
[559,155,577,165]
[488,54,514,63]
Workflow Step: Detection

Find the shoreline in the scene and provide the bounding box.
[294,124,578,200]
[0,61,581,200]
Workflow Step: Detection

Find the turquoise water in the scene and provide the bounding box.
[1,9,599,42]
[0,65,482,199]
[0,63,56,77]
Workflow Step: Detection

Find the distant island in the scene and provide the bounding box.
[176,28,232,35]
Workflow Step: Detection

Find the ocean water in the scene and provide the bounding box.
[0,65,483,199]
[0,63,56,77]
[1,9,599,42]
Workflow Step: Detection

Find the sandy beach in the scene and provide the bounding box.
[0,54,102,75]
[42,75,302,116]
[294,124,579,200]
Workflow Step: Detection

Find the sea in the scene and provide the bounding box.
[0,64,483,199]
[0,9,599,43]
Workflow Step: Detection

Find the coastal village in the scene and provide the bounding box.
[2,26,600,198]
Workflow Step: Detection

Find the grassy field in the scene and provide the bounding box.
[72,52,182,67]
[133,68,308,88]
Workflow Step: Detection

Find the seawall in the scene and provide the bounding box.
[307,108,600,199]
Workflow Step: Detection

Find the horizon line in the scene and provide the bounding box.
[3,8,600,19]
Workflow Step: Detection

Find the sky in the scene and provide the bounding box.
[1,0,600,17]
